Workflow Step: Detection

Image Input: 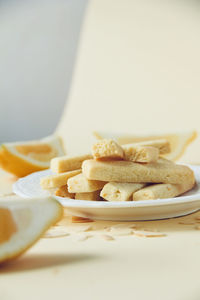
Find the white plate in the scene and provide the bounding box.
[13,166,200,221]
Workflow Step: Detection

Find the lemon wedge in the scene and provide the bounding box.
[0,196,62,264]
[0,135,65,177]
[93,131,197,161]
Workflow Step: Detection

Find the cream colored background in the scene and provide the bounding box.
[57,0,200,163]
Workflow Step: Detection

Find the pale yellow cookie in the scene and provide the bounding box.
[122,145,159,163]
[51,154,92,173]
[133,179,195,200]
[75,190,101,201]
[68,173,106,193]
[123,139,170,155]
[101,182,146,202]
[40,169,81,189]
[55,185,75,198]
[82,159,194,184]
[92,139,124,160]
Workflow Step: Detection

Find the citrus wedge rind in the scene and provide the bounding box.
[0,135,65,177]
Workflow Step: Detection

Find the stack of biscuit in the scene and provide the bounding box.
[40,139,195,202]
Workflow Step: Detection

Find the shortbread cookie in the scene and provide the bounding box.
[133,179,195,200]
[92,139,124,160]
[123,139,170,155]
[55,185,75,198]
[123,145,159,163]
[68,173,106,193]
[40,169,81,189]
[101,182,146,201]
[82,159,194,184]
[51,154,92,173]
[75,190,101,201]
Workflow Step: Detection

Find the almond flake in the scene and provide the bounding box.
[104,227,111,232]
[178,222,195,225]
[111,224,130,229]
[128,224,137,229]
[73,225,92,232]
[110,227,133,236]
[71,216,94,223]
[141,228,159,232]
[44,228,70,238]
[133,230,166,238]
[101,234,115,241]
[111,223,137,229]
[76,234,91,241]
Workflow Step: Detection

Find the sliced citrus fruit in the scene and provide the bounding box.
[0,135,65,177]
[93,131,197,161]
[0,196,63,264]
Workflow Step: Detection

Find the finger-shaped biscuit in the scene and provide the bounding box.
[68,173,106,193]
[51,154,92,173]
[40,169,81,189]
[75,190,101,201]
[55,185,75,198]
[101,182,146,201]
[92,139,124,160]
[82,159,194,184]
[133,179,195,200]
[122,145,159,163]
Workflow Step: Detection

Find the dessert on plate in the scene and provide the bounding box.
[40,137,196,202]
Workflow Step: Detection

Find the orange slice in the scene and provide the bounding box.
[0,196,63,264]
[93,131,197,161]
[0,135,65,177]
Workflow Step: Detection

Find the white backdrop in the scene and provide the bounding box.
[0,0,87,142]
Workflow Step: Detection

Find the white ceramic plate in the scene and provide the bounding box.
[13,166,200,221]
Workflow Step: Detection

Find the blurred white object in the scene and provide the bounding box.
[0,0,87,141]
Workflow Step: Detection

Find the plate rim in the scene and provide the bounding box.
[54,192,200,208]
[13,165,200,209]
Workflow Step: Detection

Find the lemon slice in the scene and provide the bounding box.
[0,135,65,177]
[93,131,197,161]
[0,196,62,264]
